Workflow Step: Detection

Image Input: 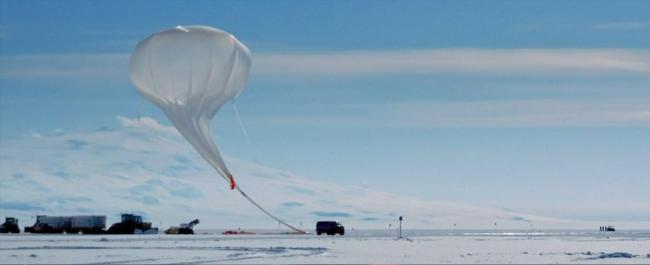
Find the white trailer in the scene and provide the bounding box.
[70,216,106,230]
[26,215,106,233]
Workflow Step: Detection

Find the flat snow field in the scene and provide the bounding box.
[1,230,649,264]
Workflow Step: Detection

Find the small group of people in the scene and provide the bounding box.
[599,225,615,232]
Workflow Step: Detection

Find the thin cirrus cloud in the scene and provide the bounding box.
[592,21,650,30]
[0,53,129,80]
[254,99,650,128]
[2,49,650,81]
[253,49,650,77]
[387,99,650,127]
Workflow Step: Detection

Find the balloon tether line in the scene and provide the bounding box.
[235,184,306,234]
[231,101,306,234]
[232,102,260,163]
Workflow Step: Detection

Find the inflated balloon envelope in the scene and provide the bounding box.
[130,25,304,233]
[130,25,248,190]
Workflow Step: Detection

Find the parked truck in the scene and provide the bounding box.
[107,214,158,234]
[24,215,106,234]
[0,217,20,233]
[316,221,345,235]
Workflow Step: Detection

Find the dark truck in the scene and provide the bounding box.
[316,221,344,235]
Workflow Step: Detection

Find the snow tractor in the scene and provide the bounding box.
[0,217,20,233]
[165,219,199,234]
[107,214,158,234]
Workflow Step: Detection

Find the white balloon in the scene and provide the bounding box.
[129,25,251,189]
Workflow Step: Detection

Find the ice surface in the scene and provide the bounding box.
[1,231,649,264]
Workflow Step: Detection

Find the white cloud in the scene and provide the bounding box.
[5,116,637,229]
[26,130,42,138]
[116,116,178,135]
[2,49,650,81]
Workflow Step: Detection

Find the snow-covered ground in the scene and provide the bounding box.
[1,230,649,264]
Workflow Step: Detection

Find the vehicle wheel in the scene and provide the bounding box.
[317,232,322,235]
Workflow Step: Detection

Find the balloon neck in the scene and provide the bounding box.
[229,174,237,190]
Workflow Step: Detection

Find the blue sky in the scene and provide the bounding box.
[1,0,649,222]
